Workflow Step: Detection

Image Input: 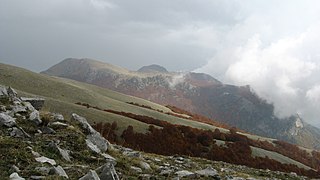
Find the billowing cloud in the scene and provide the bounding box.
[2,0,320,125]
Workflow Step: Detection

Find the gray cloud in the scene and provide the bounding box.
[2,0,320,125]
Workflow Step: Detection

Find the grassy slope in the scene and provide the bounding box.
[0,63,314,170]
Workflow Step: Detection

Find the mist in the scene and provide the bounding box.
[1,0,320,125]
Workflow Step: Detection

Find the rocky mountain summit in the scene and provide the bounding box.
[0,85,313,179]
[42,58,320,150]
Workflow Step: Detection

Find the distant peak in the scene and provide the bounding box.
[137,64,168,73]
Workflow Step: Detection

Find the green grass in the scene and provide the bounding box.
[251,146,312,170]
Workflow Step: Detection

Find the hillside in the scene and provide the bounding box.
[2,86,317,179]
[2,62,320,177]
[42,58,320,150]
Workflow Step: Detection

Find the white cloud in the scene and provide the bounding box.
[89,0,116,10]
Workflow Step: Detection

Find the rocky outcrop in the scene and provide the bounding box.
[20,97,45,110]
[0,113,16,127]
[0,85,119,179]
[71,113,110,153]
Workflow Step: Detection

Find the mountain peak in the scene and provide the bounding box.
[137,64,168,73]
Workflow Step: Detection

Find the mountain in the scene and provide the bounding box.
[42,58,320,150]
[2,62,320,177]
[138,64,168,73]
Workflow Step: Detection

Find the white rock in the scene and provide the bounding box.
[0,112,16,127]
[35,156,56,166]
[195,167,218,177]
[139,161,151,170]
[50,166,68,179]
[9,172,25,180]
[130,166,142,173]
[29,110,42,125]
[175,170,195,178]
[79,170,100,180]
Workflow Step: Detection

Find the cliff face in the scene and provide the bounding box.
[42,58,320,150]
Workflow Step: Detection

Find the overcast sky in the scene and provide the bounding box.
[2,0,320,125]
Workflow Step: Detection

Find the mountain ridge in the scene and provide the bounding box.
[1,62,320,178]
[42,58,320,150]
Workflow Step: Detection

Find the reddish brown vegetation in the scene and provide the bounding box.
[92,121,118,143]
[75,102,320,177]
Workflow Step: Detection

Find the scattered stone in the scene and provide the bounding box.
[176,156,184,161]
[154,158,161,162]
[9,172,25,180]
[9,127,25,138]
[0,112,16,127]
[35,167,51,175]
[7,87,18,98]
[122,150,141,158]
[50,113,65,122]
[11,165,21,172]
[221,168,235,173]
[195,167,218,177]
[101,153,116,161]
[175,170,195,178]
[139,161,151,170]
[35,156,57,166]
[71,113,96,134]
[29,110,42,125]
[23,102,35,112]
[50,165,69,179]
[48,141,71,162]
[79,170,100,180]
[131,166,143,173]
[30,176,46,180]
[290,172,298,177]
[0,85,8,97]
[31,150,41,158]
[159,169,173,175]
[48,121,68,128]
[11,105,26,114]
[0,105,6,112]
[86,139,101,154]
[41,126,56,134]
[96,161,119,180]
[139,174,152,179]
[20,97,45,110]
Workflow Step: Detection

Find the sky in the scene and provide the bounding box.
[1,0,320,125]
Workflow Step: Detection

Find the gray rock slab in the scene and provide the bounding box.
[79,170,100,180]
[50,166,69,179]
[195,167,218,177]
[0,112,16,127]
[9,172,25,180]
[35,156,56,166]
